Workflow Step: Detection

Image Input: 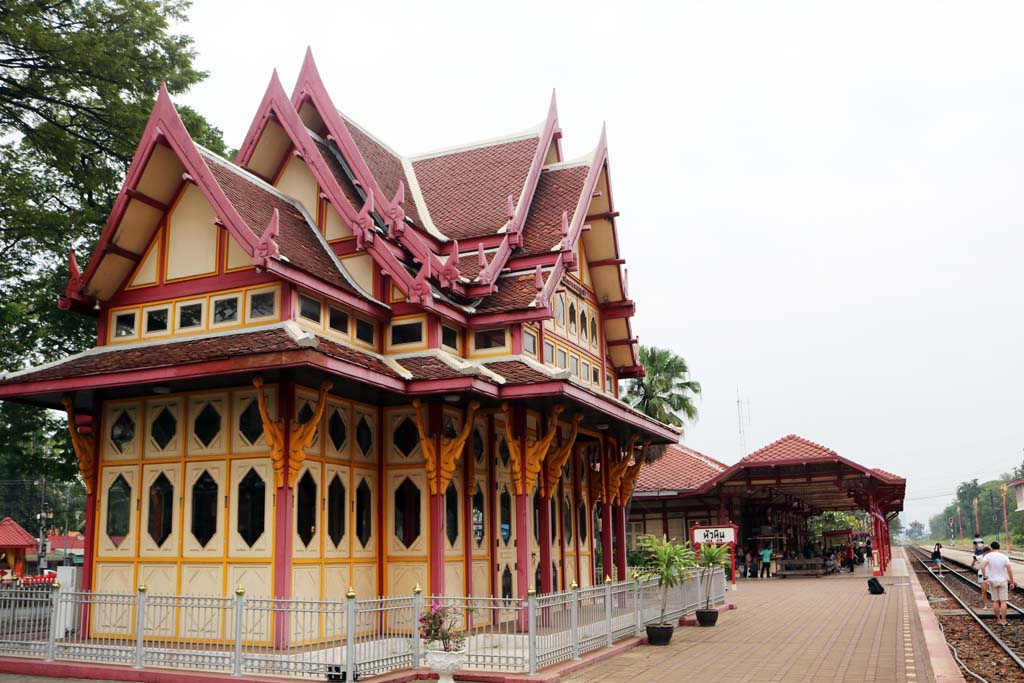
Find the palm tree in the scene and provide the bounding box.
[624,346,701,429]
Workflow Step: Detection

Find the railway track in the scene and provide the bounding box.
[907,546,1024,682]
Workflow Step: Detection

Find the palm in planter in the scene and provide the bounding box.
[636,534,695,645]
[696,543,729,626]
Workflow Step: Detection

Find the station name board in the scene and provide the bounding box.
[692,526,736,545]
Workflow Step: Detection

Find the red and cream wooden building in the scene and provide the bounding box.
[0,52,678,604]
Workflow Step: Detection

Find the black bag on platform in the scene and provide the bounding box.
[867,577,885,595]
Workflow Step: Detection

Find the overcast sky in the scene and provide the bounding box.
[177,2,1024,527]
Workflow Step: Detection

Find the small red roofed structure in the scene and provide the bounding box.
[0,517,37,580]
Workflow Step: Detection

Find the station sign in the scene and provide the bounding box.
[692,526,736,545]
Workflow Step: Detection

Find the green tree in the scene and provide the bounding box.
[906,521,925,542]
[624,346,702,430]
[0,1,225,529]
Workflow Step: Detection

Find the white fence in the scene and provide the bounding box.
[0,569,726,678]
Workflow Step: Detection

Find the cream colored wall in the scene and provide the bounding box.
[341,253,375,294]
[247,121,290,180]
[324,202,353,241]
[165,184,218,281]
[129,231,161,287]
[275,156,319,219]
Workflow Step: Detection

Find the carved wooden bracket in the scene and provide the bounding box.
[501,402,564,495]
[254,377,333,489]
[541,413,583,498]
[60,395,96,495]
[413,399,481,495]
[604,437,636,504]
[617,440,649,505]
[587,466,604,511]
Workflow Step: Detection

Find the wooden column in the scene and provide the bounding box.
[513,406,531,598]
[427,401,445,595]
[537,415,553,594]
[272,380,295,648]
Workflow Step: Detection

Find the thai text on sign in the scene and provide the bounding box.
[693,527,736,545]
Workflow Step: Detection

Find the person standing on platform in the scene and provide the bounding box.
[845,543,855,573]
[745,549,754,579]
[931,543,944,577]
[982,541,1015,626]
[760,545,773,578]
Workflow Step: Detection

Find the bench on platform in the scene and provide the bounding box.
[775,558,827,578]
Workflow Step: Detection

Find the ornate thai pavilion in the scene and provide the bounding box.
[0,51,678,605]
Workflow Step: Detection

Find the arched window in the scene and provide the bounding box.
[590,316,598,348]
[580,312,588,343]
[296,470,317,548]
[554,295,565,327]
[568,302,577,335]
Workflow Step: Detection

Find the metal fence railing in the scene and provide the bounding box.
[0,568,726,678]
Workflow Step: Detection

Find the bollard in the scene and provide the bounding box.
[604,576,613,648]
[232,585,245,676]
[570,581,580,660]
[527,588,538,675]
[134,584,147,669]
[345,587,357,683]
[412,584,422,667]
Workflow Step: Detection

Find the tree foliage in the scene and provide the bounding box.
[0,0,224,530]
[624,346,702,430]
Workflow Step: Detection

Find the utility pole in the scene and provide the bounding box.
[37,476,47,573]
[62,482,72,566]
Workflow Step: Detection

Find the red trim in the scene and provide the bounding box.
[272,382,294,647]
[108,270,278,307]
[125,188,169,211]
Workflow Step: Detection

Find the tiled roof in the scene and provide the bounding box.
[343,119,423,227]
[412,137,541,241]
[202,152,358,295]
[396,355,464,380]
[635,444,728,492]
[520,165,589,256]
[0,517,36,548]
[0,328,400,385]
[483,360,552,385]
[871,468,906,482]
[474,274,539,313]
[312,138,365,210]
[48,534,86,551]
[739,434,839,465]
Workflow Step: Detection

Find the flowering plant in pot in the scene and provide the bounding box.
[636,534,695,646]
[419,601,467,682]
[695,543,729,627]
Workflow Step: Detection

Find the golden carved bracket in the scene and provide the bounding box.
[501,402,564,495]
[253,377,334,489]
[617,440,649,504]
[60,395,96,495]
[541,413,583,498]
[413,399,481,495]
[587,466,604,511]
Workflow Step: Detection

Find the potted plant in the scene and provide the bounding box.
[419,601,467,683]
[695,543,729,627]
[636,534,695,646]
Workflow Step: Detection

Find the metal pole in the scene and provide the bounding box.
[1002,484,1011,551]
[570,581,580,660]
[345,586,356,683]
[232,585,245,676]
[46,580,61,661]
[134,583,147,669]
[527,588,537,675]
[633,575,642,636]
[412,584,422,667]
[38,476,47,573]
[62,483,72,567]
[604,576,612,648]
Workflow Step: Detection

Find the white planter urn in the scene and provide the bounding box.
[424,647,468,683]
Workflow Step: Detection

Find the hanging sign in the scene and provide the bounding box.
[691,525,737,545]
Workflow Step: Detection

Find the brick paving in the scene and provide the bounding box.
[562,561,938,683]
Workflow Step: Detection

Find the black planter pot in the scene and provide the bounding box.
[646,623,674,646]
[695,609,719,627]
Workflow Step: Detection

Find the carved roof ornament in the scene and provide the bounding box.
[441,239,461,287]
[587,465,604,510]
[410,258,434,305]
[253,377,333,489]
[60,395,96,495]
[617,439,649,505]
[412,399,481,495]
[501,402,564,495]
[353,190,376,251]
[385,181,406,238]
[605,434,638,504]
[253,209,280,270]
[476,243,487,270]
[542,413,584,498]
[506,195,523,248]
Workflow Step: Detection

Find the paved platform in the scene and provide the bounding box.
[937,545,1024,574]
[562,558,955,683]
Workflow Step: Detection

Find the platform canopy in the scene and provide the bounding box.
[694,435,905,516]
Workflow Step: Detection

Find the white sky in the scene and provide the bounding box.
[178,1,1024,527]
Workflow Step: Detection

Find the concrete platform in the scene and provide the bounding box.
[561,553,963,683]
[938,545,1024,574]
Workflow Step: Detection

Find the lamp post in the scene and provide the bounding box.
[1001,483,1011,551]
[973,497,980,537]
[956,505,963,542]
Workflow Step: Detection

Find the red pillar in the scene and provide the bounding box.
[513,406,530,599]
[601,503,613,581]
[427,402,445,595]
[272,380,295,648]
[539,496,553,593]
[614,504,627,580]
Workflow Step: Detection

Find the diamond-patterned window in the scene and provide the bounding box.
[191,471,218,547]
[237,468,266,548]
[499,436,510,467]
[147,473,173,547]
[443,418,457,439]
[564,497,572,543]
[394,477,421,548]
[150,407,177,451]
[328,409,347,452]
[110,411,135,454]
[107,475,131,547]
[445,481,459,546]
[238,399,264,446]
[473,429,485,464]
[578,503,587,543]
[499,487,512,544]
[393,417,418,457]
[296,470,317,548]
[472,484,485,547]
[356,416,373,456]
[356,478,372,548]
[297,402,314,425]
[328,475,346,547]
[502,566,513,599]
[194,402,221,448]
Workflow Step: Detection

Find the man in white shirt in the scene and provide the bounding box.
[981,541,1015,626]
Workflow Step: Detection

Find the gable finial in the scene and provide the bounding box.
[534,265,544,290]
[354,191,375,251]
[477,242,486,269]
[507,194,523,248]
[386,180,406,237]
[253,209,280,270]
[441,239,460,286]
[560,210,569,238]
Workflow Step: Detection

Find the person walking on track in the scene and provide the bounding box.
[982,541,1015,627]
[931,543,944,578]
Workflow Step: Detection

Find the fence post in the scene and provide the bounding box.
[527,588,538,675]
[345,586,357,683]
[633,574,643,636]
[412,584,422,667]
[134,583,147,669]
[232,585,245,676]
[46,581,61,661]
[570,581,580,660]
[604,576,613,648]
